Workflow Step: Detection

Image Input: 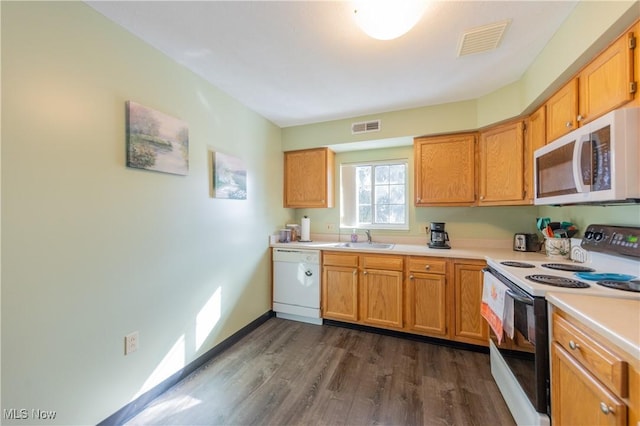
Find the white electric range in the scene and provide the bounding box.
[484,224,640,426]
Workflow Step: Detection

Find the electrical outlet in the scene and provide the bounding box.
[124,331,139,355]
[326,223,335,231]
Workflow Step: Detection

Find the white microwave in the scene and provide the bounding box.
[534,107,639,205]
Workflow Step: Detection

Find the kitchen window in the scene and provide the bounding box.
[340,160,408,230]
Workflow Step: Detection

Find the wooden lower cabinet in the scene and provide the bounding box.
[360,268,403,329]
[322,252,359,322]
[405,257,448,337]
[453,261,489,346]
[321,252,488,347]
[552,343,627,426]
[550,309,637,426]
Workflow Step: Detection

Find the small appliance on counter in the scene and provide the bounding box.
[427,222,450,249]
[513,233,540,252]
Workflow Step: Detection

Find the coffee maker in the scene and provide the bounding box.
[427,222,451,249]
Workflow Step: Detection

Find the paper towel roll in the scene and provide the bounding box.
[300,216,311,242]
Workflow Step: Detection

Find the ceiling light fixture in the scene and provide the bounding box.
[352,0,428,41]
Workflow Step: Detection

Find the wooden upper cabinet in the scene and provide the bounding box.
[414,133,476,206]
[525,105,546,203]
[546,78,579,142]
[284,147,334,208]
[633,20,640,107]
[478,120,526,205]
[578,28,636,125]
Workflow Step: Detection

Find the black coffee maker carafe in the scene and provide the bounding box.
[427,222,450,249]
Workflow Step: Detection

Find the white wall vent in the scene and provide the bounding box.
[457,19,511,57]
[352,119,381,135]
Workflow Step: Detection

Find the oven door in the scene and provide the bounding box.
[484,268,550,416]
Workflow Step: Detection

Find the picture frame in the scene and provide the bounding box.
[210,151,247,200]
[126,101,189,175]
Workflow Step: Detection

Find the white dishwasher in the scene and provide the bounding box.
[272,248,322,325]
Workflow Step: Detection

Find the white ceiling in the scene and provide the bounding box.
[86,1,578,128]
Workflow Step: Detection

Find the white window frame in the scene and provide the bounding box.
[340,159,409,230]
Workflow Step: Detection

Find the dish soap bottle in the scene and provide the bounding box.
[351,229,358,243]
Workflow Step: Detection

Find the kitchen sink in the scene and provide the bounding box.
[332,242,395,250]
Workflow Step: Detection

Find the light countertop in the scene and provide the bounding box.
[547,292,640,362]
[270,239,552,262]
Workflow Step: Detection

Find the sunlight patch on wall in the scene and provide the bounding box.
[134,335,186,399]
[196,286,222,351]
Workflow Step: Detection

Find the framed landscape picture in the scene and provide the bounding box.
[126,101,189,175]
[211,151,247,200]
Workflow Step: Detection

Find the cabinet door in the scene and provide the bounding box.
[453,262,488,346]
[360,268,403,329]
[322,265,358,322]
[546,79,579,143]
[525,105,546,203]
[284,148,334,208]
[578,31,635,125]
[406,272,447,337]
[552,343,627,426]
[414,134,476,206]
[478,121,525,205]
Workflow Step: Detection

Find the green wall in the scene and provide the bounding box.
[1,2,288,424]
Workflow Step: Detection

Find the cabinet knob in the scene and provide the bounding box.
[569,340,580,350]
[424,265,430,270]
[409,275,414,280]
[577,114,584,122]
[565,121,573,128]
[600,402,614,415]
[363,270,368,275]
[480,195,485,200]
[353,269,357,275]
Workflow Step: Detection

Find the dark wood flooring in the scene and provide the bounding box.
[125,318,515,425]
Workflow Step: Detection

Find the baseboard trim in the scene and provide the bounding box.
[322,319,489,354]
[99,310,275,426]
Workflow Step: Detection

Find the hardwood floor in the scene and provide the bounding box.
[125,318,515,425]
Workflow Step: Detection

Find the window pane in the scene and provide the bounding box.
[356,166,371,189]
[359,205,372,223]
[389,184,405,204]
[375,186,389,204]
[389,205,405,224]
[375,204,389,223]
[374,165,389,184]
[358,187,371,204]
[389,165,405,184]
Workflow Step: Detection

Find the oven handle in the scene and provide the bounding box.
[483,267,535,306]
[505,289,534,305]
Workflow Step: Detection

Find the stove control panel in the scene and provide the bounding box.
[582,224,640,258]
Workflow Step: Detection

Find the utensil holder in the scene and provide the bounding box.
[544,237,571,259]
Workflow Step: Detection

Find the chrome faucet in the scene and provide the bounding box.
[364,229,372,244]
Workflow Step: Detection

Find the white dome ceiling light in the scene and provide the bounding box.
[352,0,428,41]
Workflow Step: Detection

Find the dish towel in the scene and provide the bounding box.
[481,273,514,344]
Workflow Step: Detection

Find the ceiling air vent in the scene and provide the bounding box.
[351,119,381,135]
[457,19,511,57]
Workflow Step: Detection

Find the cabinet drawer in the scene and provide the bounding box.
[361,255,403,271]
[553,313,628,397]
[323,252,359,268]
[407,257,447,274]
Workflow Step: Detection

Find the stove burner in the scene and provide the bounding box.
[596,281,640,293]
[525,274,591,288]
[541,263,595,273]
[500,261,536,268]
